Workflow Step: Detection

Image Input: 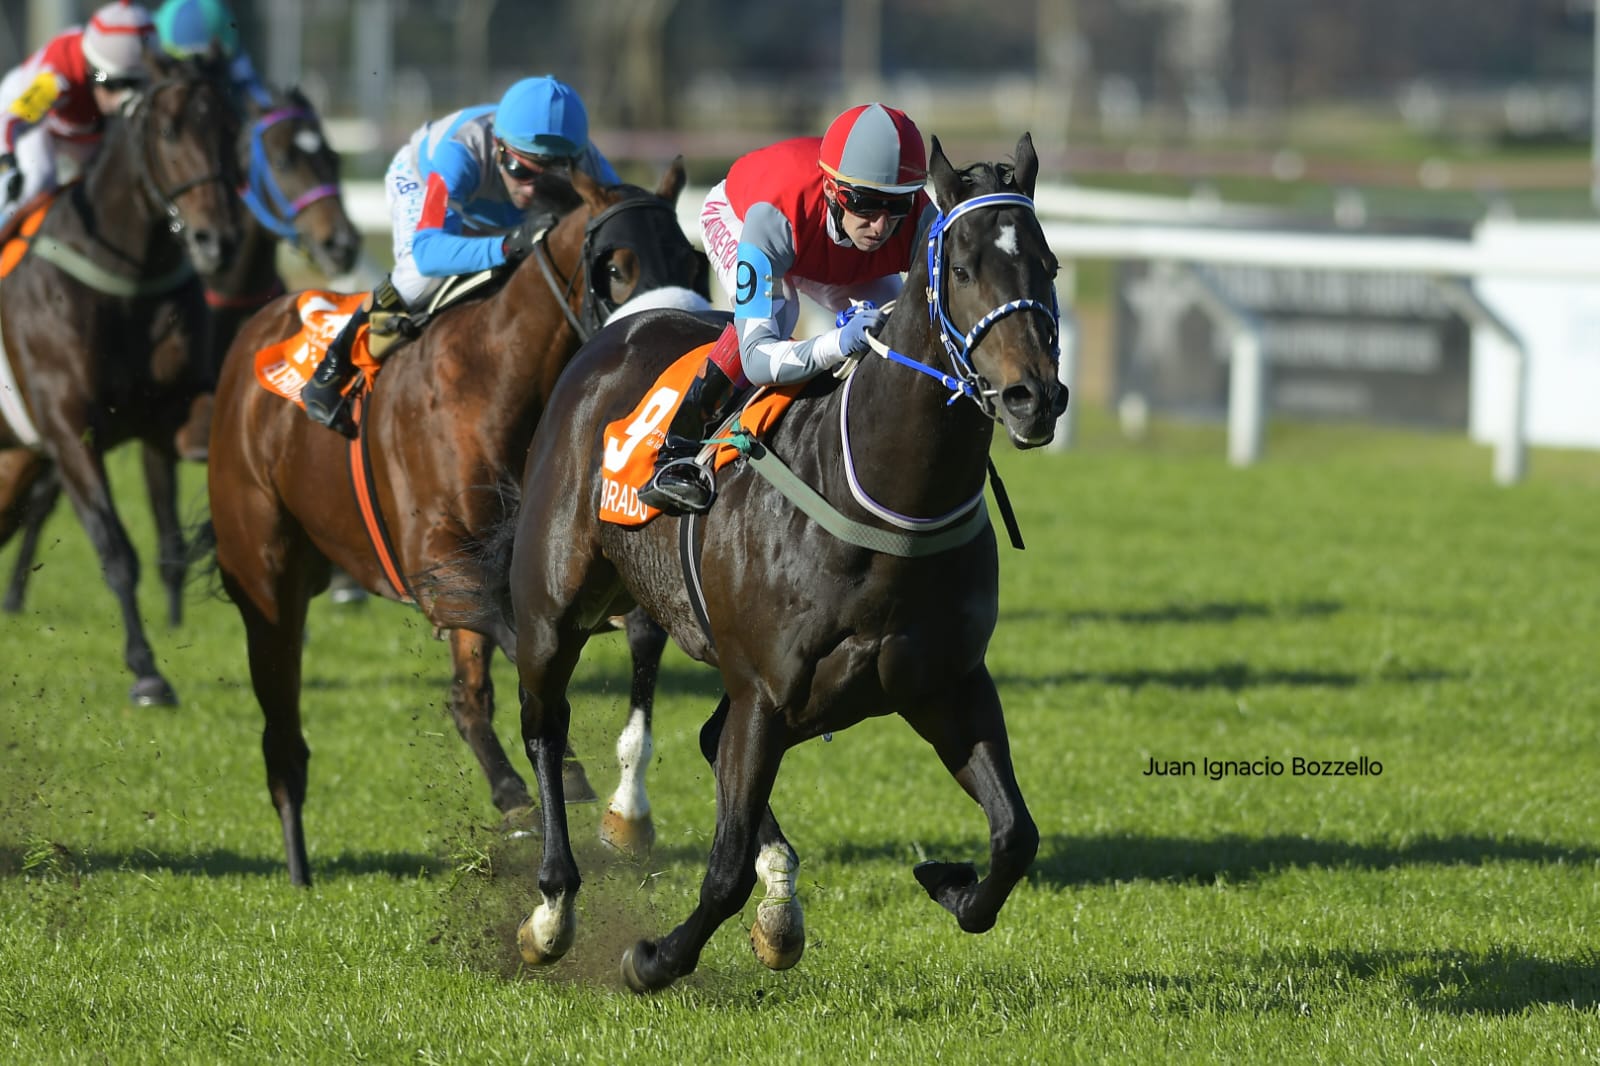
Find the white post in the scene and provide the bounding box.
[1226,328,1266,468]
[1433,277,1527,485]
[1183,264,1266,467]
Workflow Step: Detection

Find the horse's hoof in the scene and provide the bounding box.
[516,896,575,965]
[620,940,673,994]
[500,805,540,840]
[562,759,598,804]
[130,676,178,708]
[599,807,654,857]
[749,899,805,971]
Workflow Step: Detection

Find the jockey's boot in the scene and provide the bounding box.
[300,305,368,431]
[301,278,406,431]
[637,358,738,516]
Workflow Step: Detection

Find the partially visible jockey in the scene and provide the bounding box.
[637,102,936,515]
[299,74,621,431]
[153,0,272,109]
[0,1,157,230]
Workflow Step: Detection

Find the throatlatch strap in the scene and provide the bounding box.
[347,391,416,603]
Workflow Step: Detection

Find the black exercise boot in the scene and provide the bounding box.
[300,304,369,431]
[637,359,738,515]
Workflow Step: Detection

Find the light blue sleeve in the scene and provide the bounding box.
[410,143,508,276]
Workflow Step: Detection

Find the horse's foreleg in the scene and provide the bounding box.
[514,621,590,967]
[622,697,787,993]
[446,628,532,814]
[600,607,667,855]
[52,441,174,706]
[139,442,185,628]
[215,507,317,887]
[695,693,804,970]
[0,457,57,613]
[902,667,1038,935]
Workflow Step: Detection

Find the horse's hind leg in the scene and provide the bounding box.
[140,441,186,628]
[446,628,533,815]
[599,607,667,856]
[0,457,57,613]
[901,667,1039,935]
[513,620,592,967]
[621,693,788,993]
[50,441,175,706]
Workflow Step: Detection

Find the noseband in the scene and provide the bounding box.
[239,107,340,243]
[132,76,233,236]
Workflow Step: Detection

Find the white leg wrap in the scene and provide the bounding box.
[608,708,653,820]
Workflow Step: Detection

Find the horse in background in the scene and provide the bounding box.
[205,162,708,886]
[1,82,362,623]
[505,134,1066,991]
[0,52,242,706]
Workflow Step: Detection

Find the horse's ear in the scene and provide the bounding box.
[928,135,959,212]
[1013,132,1038,199]
[656,156,687,205]
[572,165,609,212]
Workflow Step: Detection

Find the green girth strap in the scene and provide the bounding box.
[28,236,195,297]
[726,427,992,558]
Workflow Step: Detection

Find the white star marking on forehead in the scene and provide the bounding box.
[995,222,1019,257]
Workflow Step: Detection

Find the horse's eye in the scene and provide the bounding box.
[951,264,971,283]
[608,262,626,281]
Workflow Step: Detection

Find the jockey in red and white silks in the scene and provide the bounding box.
[699,120,935,387]
[637,102,935,516]
[0,2,156,228]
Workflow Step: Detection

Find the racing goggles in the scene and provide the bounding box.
[91,68,146,94]
[497,143,572,184]
[831,181,916,221]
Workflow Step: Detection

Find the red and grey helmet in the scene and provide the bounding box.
[818,103,926,194]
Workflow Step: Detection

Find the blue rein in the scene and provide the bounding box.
[239,107,339,244]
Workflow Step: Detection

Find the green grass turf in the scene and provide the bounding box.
[1,408,1597,1063]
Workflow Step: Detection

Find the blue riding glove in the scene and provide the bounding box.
[836,303,886,356]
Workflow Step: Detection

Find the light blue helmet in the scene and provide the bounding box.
[494,76,588,158]
[153,0,239,58]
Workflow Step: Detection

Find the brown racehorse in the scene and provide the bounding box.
[2,82,361,625]
[505,135,1067,992]
[206,162,707,887]
[0,53,242,707]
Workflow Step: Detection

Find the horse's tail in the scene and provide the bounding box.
[185,518,228,601]
[408,473,522,634]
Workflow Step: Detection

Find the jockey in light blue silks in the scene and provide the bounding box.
[298,75,620,431]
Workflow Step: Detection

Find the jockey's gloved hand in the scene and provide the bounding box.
[0,154,20,207]
[501,222,539,265]
[836,303,886,356]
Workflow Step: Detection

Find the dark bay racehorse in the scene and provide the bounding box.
[2,84,361,623]
[506,134,1066,992]
[206,163,707,886]
[0,54,241,706]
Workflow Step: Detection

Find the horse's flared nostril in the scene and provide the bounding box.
[1002,382,1043,422]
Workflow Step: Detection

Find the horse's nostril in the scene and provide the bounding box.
[1002,383,1042,418]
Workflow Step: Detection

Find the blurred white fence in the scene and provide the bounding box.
[337,181,1600,484]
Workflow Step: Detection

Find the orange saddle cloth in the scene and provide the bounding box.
[599,342,800,527]
[253,290,381,407]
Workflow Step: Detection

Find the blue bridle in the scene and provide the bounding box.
[238,107,340,244]
[853,192,1060,418]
